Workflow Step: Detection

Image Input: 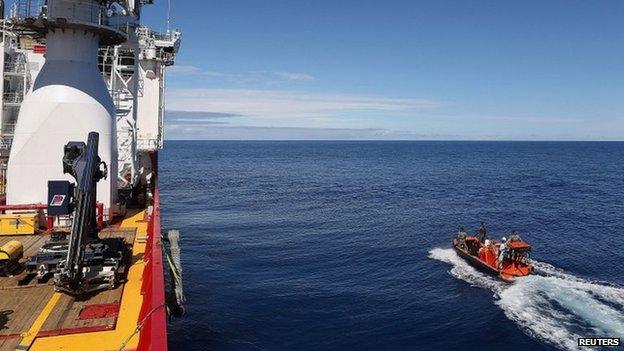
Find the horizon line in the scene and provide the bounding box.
[163,138,624,142]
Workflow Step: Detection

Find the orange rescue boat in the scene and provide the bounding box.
[452,234,533,282]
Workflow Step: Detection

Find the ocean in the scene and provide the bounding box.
[160,141,624,351]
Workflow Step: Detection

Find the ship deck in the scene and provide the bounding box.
[0,209,150,351]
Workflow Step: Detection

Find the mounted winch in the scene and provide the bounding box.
[27,132,131,294]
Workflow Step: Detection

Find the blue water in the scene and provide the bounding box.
[161,141,624,351]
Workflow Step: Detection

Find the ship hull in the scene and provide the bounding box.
[136,151,169,350]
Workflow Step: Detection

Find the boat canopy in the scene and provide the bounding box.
[507,241,531,250]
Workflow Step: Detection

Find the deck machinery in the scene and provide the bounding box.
[25,132,131,294]
[54,132,130,294]
[0,0,183,350]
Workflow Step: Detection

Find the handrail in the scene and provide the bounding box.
[10,0,130,37]
[0,203,47,211]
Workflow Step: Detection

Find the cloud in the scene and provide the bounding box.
[166,66,257,83]
[274,72,315,81]
[166,88,440,118]
[163,110,624,140]
[166,110,240,126]
[167,66,317,85]
[167,65,201,74]
[167,111,240,120]
[166,125,456,140]
[473,115,584,124]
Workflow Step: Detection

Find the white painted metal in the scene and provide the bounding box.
[0,21,45,159]
[136,27,180,151]
[1,0,180,206]
[7,28,118,207]
[102,39,140,190]
[136,58,164,150]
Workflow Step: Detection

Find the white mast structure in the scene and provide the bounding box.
[101,0,181,195]
[1,0,181,212]
[7,0,126,211]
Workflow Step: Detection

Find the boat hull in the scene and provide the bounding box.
[452,243,511,281]
[452,238,529,282]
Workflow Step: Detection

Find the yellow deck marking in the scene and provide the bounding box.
[30,210,149,351]
[15,292,62,350]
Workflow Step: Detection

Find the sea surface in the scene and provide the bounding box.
[160,141,624,351]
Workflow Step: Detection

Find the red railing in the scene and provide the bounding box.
[0,203,105,232]
[0,204,47,211]
[137,151,168,351]
[0,204,52,230]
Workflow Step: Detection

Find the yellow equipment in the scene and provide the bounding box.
[0,212,42,235]
[0,240,23,262]
[0,240,23,275]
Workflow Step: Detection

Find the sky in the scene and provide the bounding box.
[142,0,624,140]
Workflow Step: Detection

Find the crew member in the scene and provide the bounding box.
[509,230,522,242]
[476,222,487,243]
[457,226,468,249]
[498,237,508,268]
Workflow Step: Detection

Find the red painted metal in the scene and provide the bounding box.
[79,303,120,320]
[97,202,105,229]
[137,150,168,351]
[0,204,54,231]
[46,216,54,231]
[0,204,47,211]
[0,204,58,231]
[36,325,114,338]
[33,44,46,54]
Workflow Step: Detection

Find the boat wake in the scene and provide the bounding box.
[428,248,624,351]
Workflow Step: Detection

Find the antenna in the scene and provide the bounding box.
[166,0,171,32]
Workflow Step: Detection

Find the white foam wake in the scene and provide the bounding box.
[429,248,624,351]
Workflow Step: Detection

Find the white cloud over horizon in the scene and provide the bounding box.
[165,124,457,140]
[167,66,317,84]
[168,65,202,74]
[274,72,315,81]
[166,88,440,119]
[163,109,624,141]
[165,122,624,141]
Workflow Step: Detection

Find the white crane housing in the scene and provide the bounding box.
[0,0,180,215]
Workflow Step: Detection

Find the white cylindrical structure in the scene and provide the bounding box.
[136,59,164,149]
[7,29,118,208]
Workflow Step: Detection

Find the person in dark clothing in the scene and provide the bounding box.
[508,230,522,242]
[476,222,487,243]
[457,226,468,249]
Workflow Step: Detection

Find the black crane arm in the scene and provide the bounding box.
[56,132,107,292]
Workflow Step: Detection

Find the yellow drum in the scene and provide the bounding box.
[0,240,23,262]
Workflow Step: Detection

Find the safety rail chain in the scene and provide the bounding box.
[0,165,5,195]
[137,150,168,351]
